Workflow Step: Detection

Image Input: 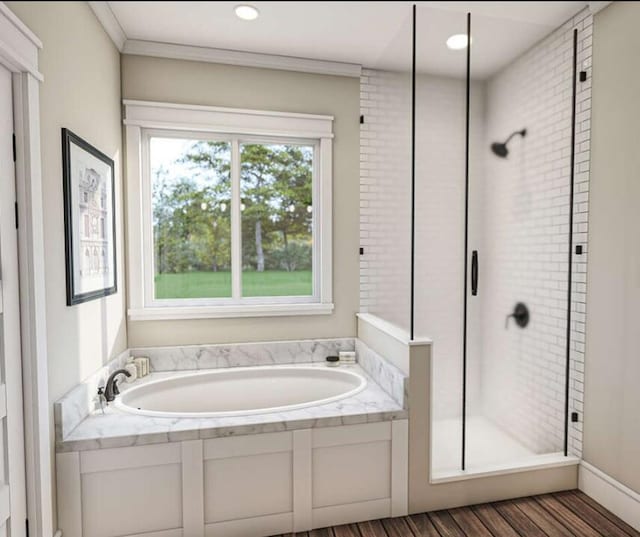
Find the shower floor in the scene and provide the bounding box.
[432,415,541,478]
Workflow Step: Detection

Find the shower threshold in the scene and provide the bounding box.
[431,416,579,483]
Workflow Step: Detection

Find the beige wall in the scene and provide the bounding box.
[584,1,640,493]
[6,1,126,529]
[121,55,360,347]
[5,2,127,402]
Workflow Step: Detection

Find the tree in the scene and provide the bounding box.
[154,140,313,276]
[240,143,312,272]
[240,144,273,272]
[153,142,232,274]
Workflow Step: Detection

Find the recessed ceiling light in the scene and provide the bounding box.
[235,4,259,21]
[446,34,469,51]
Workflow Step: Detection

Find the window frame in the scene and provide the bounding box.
[124,100,334,320]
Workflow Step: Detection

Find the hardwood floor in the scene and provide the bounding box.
[274,490,640,537]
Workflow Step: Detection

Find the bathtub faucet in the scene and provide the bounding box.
[103,369,132,402]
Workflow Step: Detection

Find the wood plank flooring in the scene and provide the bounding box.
[274,490,639,537]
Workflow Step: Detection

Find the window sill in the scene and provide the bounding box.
[128,303,335,321]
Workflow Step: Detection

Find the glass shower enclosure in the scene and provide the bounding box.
[358,2,588,478]
[412,5,581,477]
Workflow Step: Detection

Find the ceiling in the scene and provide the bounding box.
[106,1,589,78]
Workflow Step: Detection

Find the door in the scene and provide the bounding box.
[419,7,578,478]
[0,64,27,536]
[415,5,470,476]
[464,14,576,472]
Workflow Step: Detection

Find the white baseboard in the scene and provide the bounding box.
[579,461,640,531]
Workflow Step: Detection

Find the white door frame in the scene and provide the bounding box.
[0,4,54,537]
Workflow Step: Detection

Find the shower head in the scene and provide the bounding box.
[491,142,509,158]
[491,128,527,158]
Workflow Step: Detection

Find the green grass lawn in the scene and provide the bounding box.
[154,270,312,299]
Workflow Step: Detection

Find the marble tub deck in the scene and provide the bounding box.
[56,363,407,453]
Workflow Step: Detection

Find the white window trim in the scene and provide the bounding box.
[124,100,334,320]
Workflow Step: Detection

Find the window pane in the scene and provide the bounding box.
[151,137,232,299]
[240,143,313,297]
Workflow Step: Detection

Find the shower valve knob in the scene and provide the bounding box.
[505,302,530,329]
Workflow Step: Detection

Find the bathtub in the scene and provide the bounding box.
[114,365,367,418]
[55,341,409,537]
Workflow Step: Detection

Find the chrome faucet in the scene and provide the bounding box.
[103,369,132,402]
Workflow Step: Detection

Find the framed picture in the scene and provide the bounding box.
[62,128,117,305]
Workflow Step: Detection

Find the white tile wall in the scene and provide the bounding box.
[480,9,592,458]
[569,9,592,458]
[360,68,486,430]
[359,8,591,461]
[359,69,477,472]
[359,69,412,332]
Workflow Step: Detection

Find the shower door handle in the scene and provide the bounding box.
[471,250,478,296]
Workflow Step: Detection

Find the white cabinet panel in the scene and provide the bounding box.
[204,452,293,523]
[56,452,82,537]
[204,432,292,460]
[182,440,204,537]
[312,441,391,508]
[80,442,181,473]
[292,430,312,532]
[312,422,390,448]
[391,419,409,516]
[204,513,292,537]
[312,498,390,529]
[82,464,182,537]
[57,420,409,537]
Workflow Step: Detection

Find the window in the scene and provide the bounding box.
[239,142,314,298]
[125,101,333,319]
[151,136,233,300]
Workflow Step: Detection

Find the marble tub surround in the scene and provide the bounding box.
[56,363,406,453]
[54,336,410,449]
[130,337,355,372]
[54,338,355,441]
[54,349,131,440]
[356,338,408,407]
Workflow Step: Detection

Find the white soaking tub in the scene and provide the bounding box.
[114,365,367,418]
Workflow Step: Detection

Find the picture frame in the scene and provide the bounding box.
[62,128,117,305]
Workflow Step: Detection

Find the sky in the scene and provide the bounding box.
[150,136,228,190]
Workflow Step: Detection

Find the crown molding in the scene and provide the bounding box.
[122,39,361,78]
[88,1,361,77]
[88,2,361,77]
[588,1,612,14]
[88,1,125,52]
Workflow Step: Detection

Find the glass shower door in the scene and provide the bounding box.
[421,7,579,477]
[464,12,577,472]
[413,5,470,476]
